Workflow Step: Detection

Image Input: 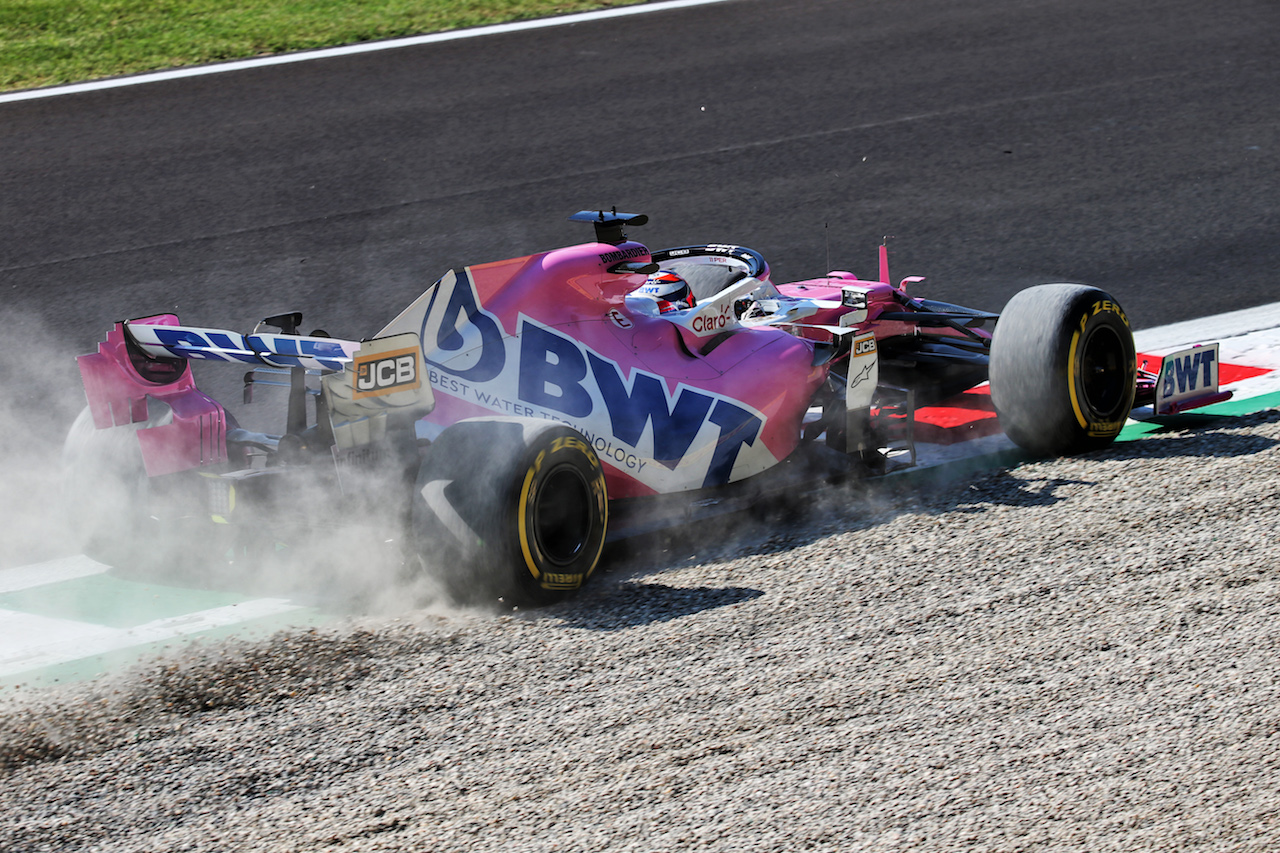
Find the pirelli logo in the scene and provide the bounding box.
[353,346,421,398]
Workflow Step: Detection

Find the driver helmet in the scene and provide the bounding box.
[638,270,695,314]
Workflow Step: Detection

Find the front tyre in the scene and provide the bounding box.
[412,418,608,606]
[989,284,1136,456]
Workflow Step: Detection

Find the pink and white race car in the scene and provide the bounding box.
[68,210,1228,603]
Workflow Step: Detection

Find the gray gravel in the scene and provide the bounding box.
[3,410,1280,852]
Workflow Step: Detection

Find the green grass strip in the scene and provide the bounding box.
[0,0,646,92]
[1117,390,1280,441]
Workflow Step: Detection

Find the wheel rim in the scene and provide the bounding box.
[1079,325,1128,417]
[532,465,593,566]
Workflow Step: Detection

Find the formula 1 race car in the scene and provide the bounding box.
[67,210,1229,603]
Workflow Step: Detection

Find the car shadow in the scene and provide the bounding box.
[565,408,1280,620]
[547,581,765,631]
[946,473,1091,512]
[1119,414,1280,459]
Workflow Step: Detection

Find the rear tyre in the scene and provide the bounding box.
[989,284,1136,456]
[412,417,608,606]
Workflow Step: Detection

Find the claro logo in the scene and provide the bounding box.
[354,347,420,398]
[690,305,733,334]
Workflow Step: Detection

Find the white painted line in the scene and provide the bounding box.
[1192,369,1280,401]
[0,555,111,594]
[1135,301,1280,354]
[116,598,303,643]
[0,0,742,105]
[1134,302,1280,401]
[0,598,303,677]
[0,610,112,657]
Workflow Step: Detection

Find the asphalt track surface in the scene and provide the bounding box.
[1,0,1276,359]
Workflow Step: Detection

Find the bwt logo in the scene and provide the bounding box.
[354,348,419,398]
[1161,348,1216,396]
[419,269,764,487]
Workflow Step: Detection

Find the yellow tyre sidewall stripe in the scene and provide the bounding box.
[516,443,608,589]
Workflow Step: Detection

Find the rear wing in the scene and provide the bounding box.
[77,315,239,477]
[77,314,430,476]
[125,320,361,371]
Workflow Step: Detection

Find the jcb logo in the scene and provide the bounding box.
[854,337,877,356]
[354,347,420,398]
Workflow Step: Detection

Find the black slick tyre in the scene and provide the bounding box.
[412,417,608,606]
[989,284,1136,456]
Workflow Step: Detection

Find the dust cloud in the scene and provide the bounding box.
[0,314,85,569]
[0,312,466,652]
[0,308,898,702]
